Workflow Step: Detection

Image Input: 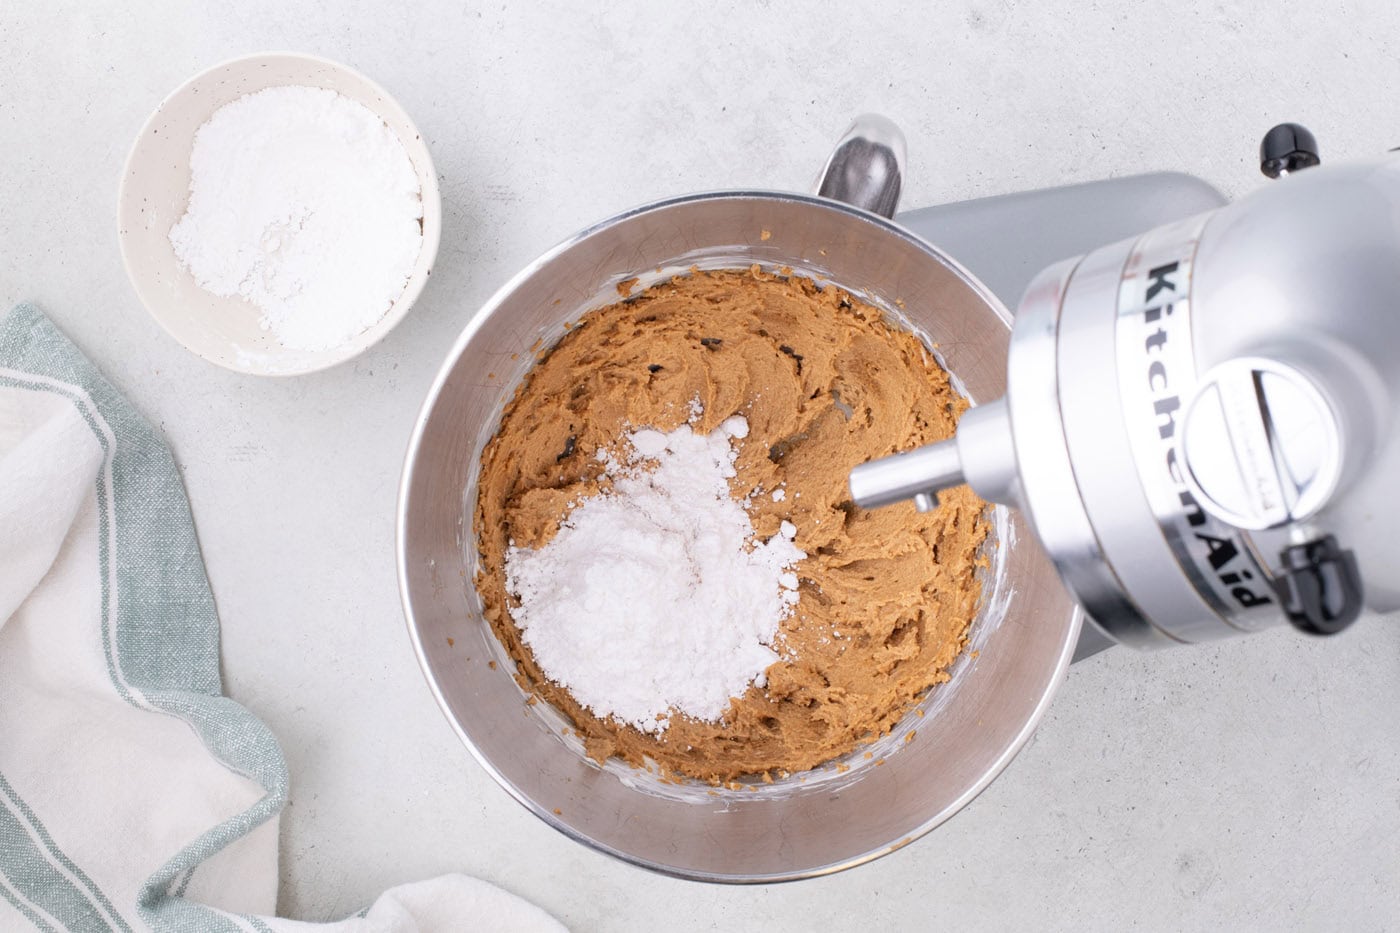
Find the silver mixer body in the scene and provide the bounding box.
[852,145,1400,647]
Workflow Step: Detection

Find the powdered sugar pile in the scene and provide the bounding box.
[169,85,423,351]
[504,415,804,733]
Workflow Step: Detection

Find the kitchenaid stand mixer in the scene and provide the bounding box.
[855,125,1398,649]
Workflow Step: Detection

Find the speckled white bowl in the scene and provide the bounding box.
[117,52,441,376]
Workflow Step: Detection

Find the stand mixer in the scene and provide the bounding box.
[402,118,1387,880]
[852,125,1399,648]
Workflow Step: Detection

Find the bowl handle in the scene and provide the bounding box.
[812,114,906,219]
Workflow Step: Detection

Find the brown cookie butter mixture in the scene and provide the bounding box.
[475,267,989,783]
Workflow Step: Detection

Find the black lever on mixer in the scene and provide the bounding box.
[1260,123,1321,178]
[1274,535,1364,635]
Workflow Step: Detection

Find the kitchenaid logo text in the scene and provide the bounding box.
[1140,261,1272,609]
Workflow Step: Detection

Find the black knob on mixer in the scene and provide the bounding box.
[1274,534,1363,635]
[1260,123,1321,178]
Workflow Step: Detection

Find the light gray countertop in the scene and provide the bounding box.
[4,1,1398,929]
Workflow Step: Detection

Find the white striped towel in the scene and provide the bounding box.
[0,303,565,932]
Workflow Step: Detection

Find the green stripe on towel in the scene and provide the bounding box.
[0,773,130,933]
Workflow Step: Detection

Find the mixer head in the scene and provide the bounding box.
[852,126,1399,647]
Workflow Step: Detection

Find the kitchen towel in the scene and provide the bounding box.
[0,303,564,933]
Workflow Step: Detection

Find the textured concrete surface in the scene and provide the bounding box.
[3,1,1399,929]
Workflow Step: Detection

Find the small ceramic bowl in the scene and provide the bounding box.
[118,52,442,376]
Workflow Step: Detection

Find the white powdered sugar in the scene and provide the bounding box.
[504,415,804,733]
[169,85,423,351]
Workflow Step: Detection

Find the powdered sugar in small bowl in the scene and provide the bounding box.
[118,52,441,376]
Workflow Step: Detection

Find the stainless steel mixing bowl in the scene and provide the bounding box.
[397,118,1081,881]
